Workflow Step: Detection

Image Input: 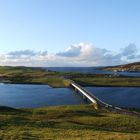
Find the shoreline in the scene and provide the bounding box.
[1,81,140,88]
[0,104,140,115]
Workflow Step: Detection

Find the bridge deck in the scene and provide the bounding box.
[71,83,97,104]
[70,80,140,117]
[71,81,110,107]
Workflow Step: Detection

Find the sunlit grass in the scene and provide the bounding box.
[72,77,140,87]
[0,105,140,140]
[0,66,140,87]
[0,66,69,87]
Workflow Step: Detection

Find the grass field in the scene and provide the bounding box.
[72,76,140,87]
[0,66,140,87]
[0,67,140,139]
[0,105,140,140]
[0,66,70,87]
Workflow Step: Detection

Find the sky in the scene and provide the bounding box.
[0,0,140,66]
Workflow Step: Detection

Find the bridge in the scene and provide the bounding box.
[69,80,140,117]
[70,80,113,109]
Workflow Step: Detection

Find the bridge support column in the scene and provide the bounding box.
[74,88,78,93]
[82,95,87,102]
[92,103,98,110]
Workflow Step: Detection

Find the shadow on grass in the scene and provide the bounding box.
[46,110,106,119]
[0,106,139,135]
[0,106,32,116]
[53,121,140,135]
[0,106,19,112]
[1,115,139,135]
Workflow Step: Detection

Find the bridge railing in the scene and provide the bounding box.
[70,80,110,107]
[68,79,140,117]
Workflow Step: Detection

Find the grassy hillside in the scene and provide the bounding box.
[0,105,140,140]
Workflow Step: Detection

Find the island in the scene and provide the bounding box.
[101,62,140,72]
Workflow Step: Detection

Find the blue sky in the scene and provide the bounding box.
[0,0,140,66]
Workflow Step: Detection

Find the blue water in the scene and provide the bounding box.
[0,84,140,109]
[45,67,140,77]
[45,67,113,74]
[86,87,140,109]
[0,84,85,108]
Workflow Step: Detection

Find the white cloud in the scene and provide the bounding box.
[7,50,48,59]
[121,43,137,56]
[0,43,140,66]
[56,45,81,57]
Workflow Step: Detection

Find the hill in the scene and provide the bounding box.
[102,62,140,72]
[0,105,140,140]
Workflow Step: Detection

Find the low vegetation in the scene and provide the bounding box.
[0,66,140,139]
[0,105,140,140]
[72,75,140,87]
[0,66,140,87]
[0,66,70,87]
[102,62,140,72]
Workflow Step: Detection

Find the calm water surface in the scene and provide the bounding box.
[86,87,140,109]
[0,84,85,108]
[0,84,140,109]
[45,67,140,77]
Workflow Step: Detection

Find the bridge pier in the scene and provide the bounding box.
[69,80,140,116]
[70,85,79,93]
[73,86,88,101]
[82,95,88,101]
[92,103,98,110]
[74,88,79,93]
[70,82,99,110]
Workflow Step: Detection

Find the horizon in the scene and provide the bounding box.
[0,0,140,66]
[1,61,139,68]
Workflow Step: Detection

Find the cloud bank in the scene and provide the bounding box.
[0,43,140,67]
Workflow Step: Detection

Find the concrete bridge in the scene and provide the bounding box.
[70,80,113,109]
[69,80,140,117]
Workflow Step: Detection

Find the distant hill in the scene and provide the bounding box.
[102,62,140,72]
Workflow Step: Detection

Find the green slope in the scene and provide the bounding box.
[0,105,140,140]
